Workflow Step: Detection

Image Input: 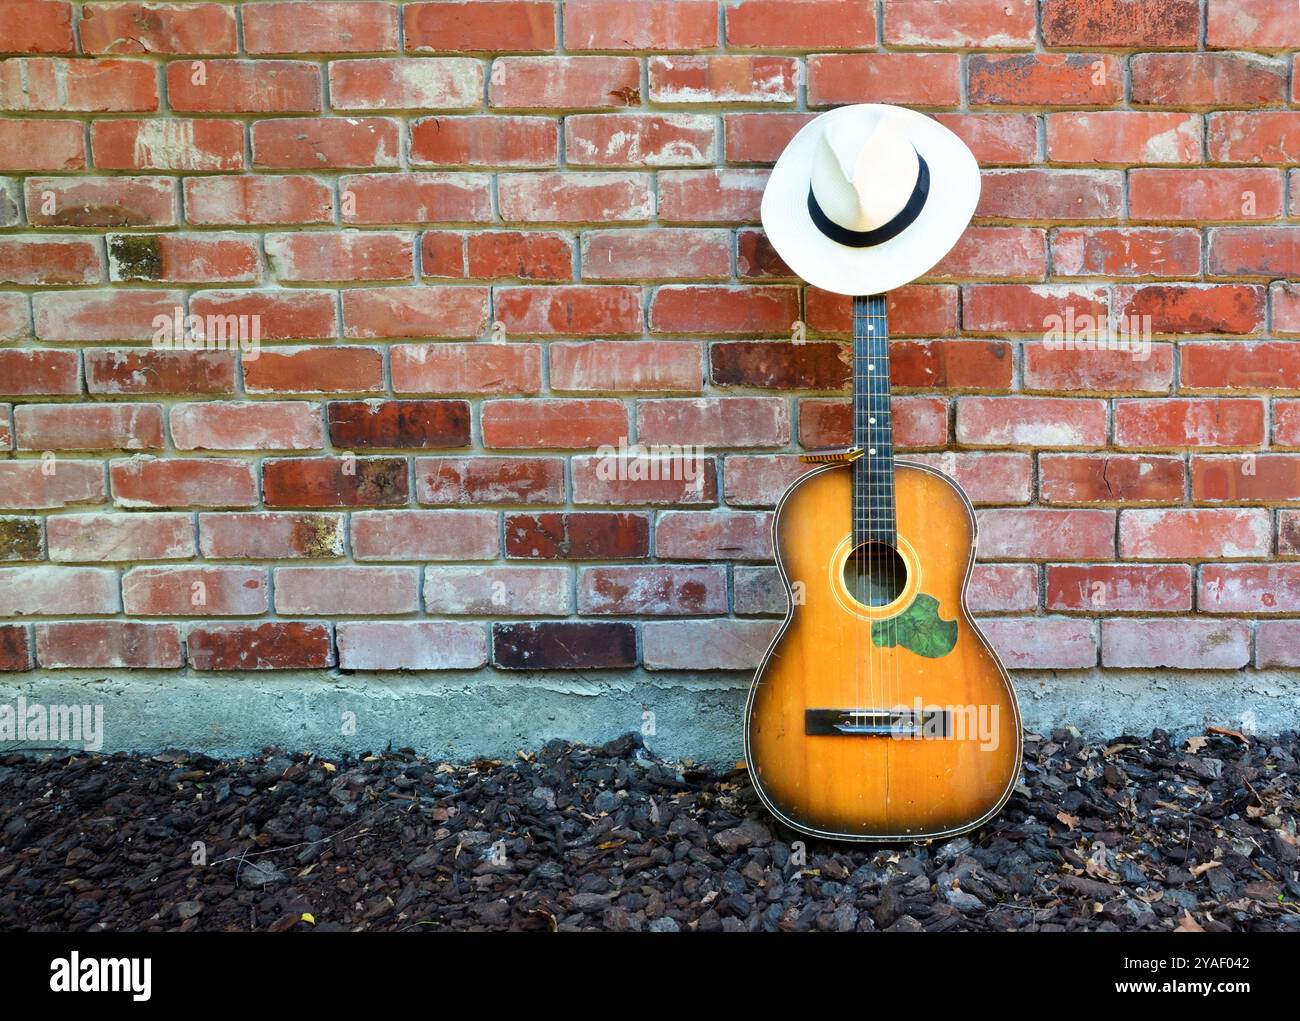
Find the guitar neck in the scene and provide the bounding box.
[852,294,896,547]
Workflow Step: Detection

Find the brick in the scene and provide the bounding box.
[1132,53,1287,107]
[967,564,1038,613]
[733,565,786,616]
[35,621,182,668]
[978,169,1123,221]
[262,456,409,507]
[199,512,345,559]
[166,59,320,113]
[0,566,119,615]
[1046,564,1193,612]
[639,396,788,448]
[425,566,572,615]
[980,618,1097,669]
[244,346,384,394]
[1192,454,1300,503]
[80,2,238,54]
[956,396,1106,447]
[342,285,489,339]
[489,56,640,109]
[929,227,1046,282]
[1207,112,1300,164]
[107,233,259,284]
[969,53,1122,106]
[735,228,793,280]
[1209,227,1300,278]
[330,57,482,111]
[337,621,486,670]
[26,176,175,229]
[0,517,43,561]
[506,512,649,559]
[799,396,948,450]
[1114,284,1266,335]
[724,112,815,163]
[658,168,767,223]
[0,461,105,510]
[494,622,636,669]
[91,119,243,171]
[1052,228,1200,278]
[564,0,717,50]
[404,1,556,54]
[1200,563,1300,614]
[463,231,573,280]
[724,1,877,50]
[341,172,493,223]
[935,113,1039,165]
[962,284,1107,334]
[1207,0,1300,49]
[1274,283,1300,335]
[722,454,814,507]
[902,452,1033,504]
[0,57,158,112]
[1114,398,1265,449]
[111,456,256,508]
[1038,453,1186,505]
[252,117,399,170]
[1180,342,1300,391]
[807,53,961,107]
[582,229,727,282]
[551,340,703,393]
[649,55,798,104]
[1256,621,1300,667]
[1046,112,1201,165]
[805,286,960,339]
[0,119,85,171]
[187,622,334,670]
[327,400,470,448]
[643,620,778,671]
[499,172,653,223]
[482,398,628,449]
[2,2,76,54]
[415,456,565,505]
[274,566,419,614]
[171,401,324,451]
[651,285,797,336]
[884,0,1035,48]
[15,403,163,451]
[0,625,32,670]
[392,343,543,395]
[266,231,412,283]
[190,289,338,340]
[578,565,727,616]
[0,349,80,395]
[496,284,643,336]
[410,117,558,168]
[1102,619,1250,670]
[1040,0,1199,48]
[1119,508,1272,559]
[710,341,849,390]
[654,510,773,561]
[1131,169,1283,223]
[571,452,717,506]
[1023,341,1173,394]
[243,1,399,54]
[122,564,266,615]
[183,176,333,226]
[565,113,716,168]
[0,293,27,339]
[975,509,1116,560]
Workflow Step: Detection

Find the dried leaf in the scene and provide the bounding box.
[1176,911,1206,933]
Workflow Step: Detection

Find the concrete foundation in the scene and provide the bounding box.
[1,668,1298,766]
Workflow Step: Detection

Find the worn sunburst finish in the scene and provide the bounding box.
[744,460,1022,842]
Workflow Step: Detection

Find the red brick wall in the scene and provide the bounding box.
[0,1,1298,682]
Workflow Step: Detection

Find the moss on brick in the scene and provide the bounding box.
[292,514,344,558]
[109,234,163,280]
[0,517,43,561]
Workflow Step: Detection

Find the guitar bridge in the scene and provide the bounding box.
[805,708,950,738]
[799,446,864,464]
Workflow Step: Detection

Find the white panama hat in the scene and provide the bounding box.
[761,104,981,296]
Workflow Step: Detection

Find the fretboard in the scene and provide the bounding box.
[852,294,895,547]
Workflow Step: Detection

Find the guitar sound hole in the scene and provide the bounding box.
[844,542,907,607]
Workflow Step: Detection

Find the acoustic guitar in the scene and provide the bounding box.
[744,294,1022,842]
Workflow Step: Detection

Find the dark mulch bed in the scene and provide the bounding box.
[0,728,1297,932]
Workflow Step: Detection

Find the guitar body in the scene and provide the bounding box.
[744,459,1022,842]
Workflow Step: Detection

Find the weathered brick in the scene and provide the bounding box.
[342,285,489,339]
[122,565,267,615]
[340,172,494,222]
[1038,453,1186,505]
[885,0,1035,48]
[0,461,106,510]
[1200,563,1300,614]
[658,169,767,223]
[499,172,653,223]
[1206,0,1300,49]
[111,456,257,508]
[80,2,238,54]
[337,621,487,670]
[655,510,773,561]
[251,117,399,170]
[184,175,333,226]
[106,233,259,284]
[980,618,1097,669]
[578,565,727,616]
[350,509,498,560]
[410,117,558,168]
[190,289,338,340]
[1023,341,1173,394]
[0,57,158,112]
[807,53,962,107]
[975,509,1116,560]
[1256,621,1300,668]
[494,621,636,669]
[550,341,703,393]
[724,1,877,50]
[0,119,84,171]
[904,452,1033,504]
[0,517,43,561]
[262,457,408,508]
[583,229,729,282]
[244,346,384,394]
[1192,454,1300,503]
[1046,564,1194,612]
[1040,0,1199,48]
[1047,112,1201,165]
[171,401,325,451]
[799,396,948,450]
[26,176,176,229]
[0,349,81,395]
[564,0,717,51]
[243,1,399,54]
[1052,228,1200,278]
[0,624,33,671]
[166,59,320,113]
[968,564,1038,613]
[330,58,482,111]
[957,396,1107,448]
[2,2,76,54]
[91,119,243,171]
[571,452,717,506]
[495,285,643,336]
[1114,284,1266,335]
[274,566,419,614]
[415,456,565,505]
[36,621,182,668]
[199,512,345,559]
[1102,619,1249,670]
[0,566,120,615]
[1132,53,1287,107]
[392,343,543,395]
[489,56,640,109]
[405,1,556,54]
[1114,398,1265,449]
[1207,112,1300,164]
[969,53,1122,106]
[425,566,572,615]
[1119,508,1272,559]
[506,512,649,559]
[978,169,1122,221]
[710,341,849,391]
[649,55,798,104]
[47,511,194,561]
[643,620,778,670]
[482,398,628,449]
[187,622,334,670]
[464,231,573,280]
[639,396,789,448]
[565,113,717,168]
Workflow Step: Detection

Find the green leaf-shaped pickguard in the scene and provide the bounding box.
[871,592,958,658]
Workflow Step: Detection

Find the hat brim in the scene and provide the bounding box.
[761,105,980,296]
